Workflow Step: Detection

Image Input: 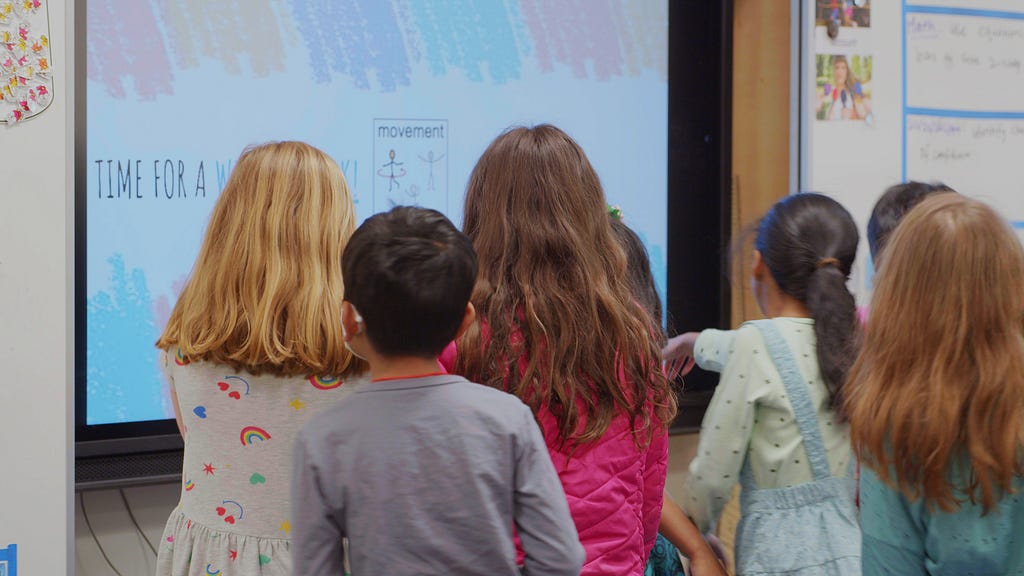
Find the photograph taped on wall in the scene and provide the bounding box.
[816,0,871,29]
[815,54,874,122]
[0,0,52,124]
[814,0,872,55]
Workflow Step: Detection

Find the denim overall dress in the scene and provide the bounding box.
[733,320,861,575]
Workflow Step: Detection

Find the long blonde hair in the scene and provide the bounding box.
[157,141,365,377]
[457,125,676,448]
[847,194,1024,512]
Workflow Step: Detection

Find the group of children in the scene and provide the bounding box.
[153,126,1024,576]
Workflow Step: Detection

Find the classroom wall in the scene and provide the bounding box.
[730,0,794,328]
[75,485,179,575]
[0,1,73,574]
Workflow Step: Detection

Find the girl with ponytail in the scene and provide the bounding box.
[662,193,861,575]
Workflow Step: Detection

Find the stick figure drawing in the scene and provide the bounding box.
[377,149,406,193]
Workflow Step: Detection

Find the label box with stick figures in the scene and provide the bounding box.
[373,118,449,214]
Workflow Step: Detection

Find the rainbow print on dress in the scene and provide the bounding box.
[239,426,271,446]
[308,375,343,390]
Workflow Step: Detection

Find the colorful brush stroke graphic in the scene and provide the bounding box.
[86,254,169,424]
[86,0,667,99]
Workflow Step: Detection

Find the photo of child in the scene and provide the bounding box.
[815,54,873,122]
[816,0,871,29]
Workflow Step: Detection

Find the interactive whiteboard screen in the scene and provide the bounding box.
[83,1,669,426]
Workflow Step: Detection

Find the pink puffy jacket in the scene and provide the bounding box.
[441,343,667,576]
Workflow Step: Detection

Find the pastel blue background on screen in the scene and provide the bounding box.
[86,0,668,425]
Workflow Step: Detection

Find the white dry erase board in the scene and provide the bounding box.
[799,0,1024,301]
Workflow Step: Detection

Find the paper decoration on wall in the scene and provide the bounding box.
[0,542,17,576]
[0,0,52,125]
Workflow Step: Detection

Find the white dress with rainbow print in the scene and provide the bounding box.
[155,349,362,576]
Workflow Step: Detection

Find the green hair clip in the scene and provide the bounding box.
[608,205,623,221]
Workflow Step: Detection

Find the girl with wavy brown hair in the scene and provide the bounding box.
[440,125,676,576]
[848,193,1024,574]
[155,141,365,576]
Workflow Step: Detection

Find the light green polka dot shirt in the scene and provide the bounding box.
[681,317,854,531]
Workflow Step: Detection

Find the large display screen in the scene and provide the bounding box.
[81,0,669,427]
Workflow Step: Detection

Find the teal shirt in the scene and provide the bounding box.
[861,465,1024,575]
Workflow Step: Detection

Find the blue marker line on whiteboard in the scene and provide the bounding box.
[902,0,908,181]
[905,108,1024,120]
[904,5,1024,21]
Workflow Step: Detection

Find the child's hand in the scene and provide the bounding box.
[663,332,699,361]
[665,355,695,380]
[704,533,729,572]
[663,332,699,379]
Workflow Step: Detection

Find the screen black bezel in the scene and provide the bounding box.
[72,1,183,471]
[666,1,734,430]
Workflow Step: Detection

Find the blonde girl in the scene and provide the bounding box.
[155,141,365,576]
[441,125,677,576]
[849,194,1024,574]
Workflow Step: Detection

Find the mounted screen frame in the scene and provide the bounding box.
[74,0,733,488]
[666,0,733,431]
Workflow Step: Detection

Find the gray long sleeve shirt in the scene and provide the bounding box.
[291,374,585,576]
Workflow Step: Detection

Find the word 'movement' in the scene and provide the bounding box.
[376,123,446,139]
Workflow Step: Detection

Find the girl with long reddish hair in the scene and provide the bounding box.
[442,125,676,576]
[848,194,1024,574]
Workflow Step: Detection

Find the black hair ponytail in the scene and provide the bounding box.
[806,263,858,409]
[756,193,859,412]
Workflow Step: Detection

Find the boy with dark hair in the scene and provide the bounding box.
[291,206,585,576]
[867,181,956,261]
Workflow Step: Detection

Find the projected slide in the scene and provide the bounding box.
[85,0,668,425]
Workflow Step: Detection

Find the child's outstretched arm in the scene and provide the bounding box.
[660,492,727,576]
[663,332,699,379]
[292,432,346,576]
[512,406,586,576]
[683,326,758,531]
